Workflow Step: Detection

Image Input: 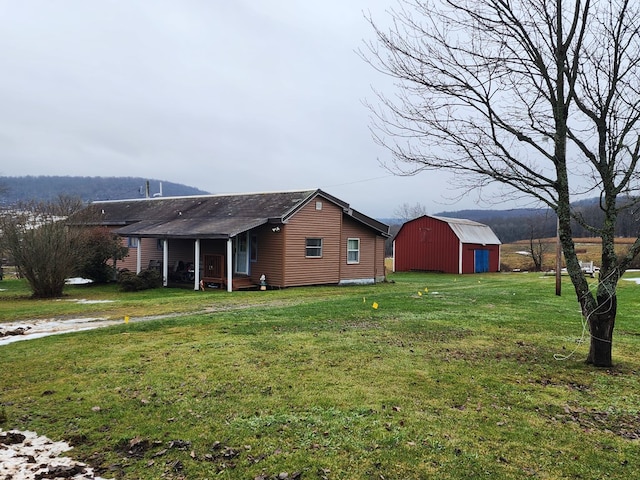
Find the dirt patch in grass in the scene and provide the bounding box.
[543,405,640,440]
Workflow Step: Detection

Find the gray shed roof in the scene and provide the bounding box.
[432,216,502,245]
[77,189,389,239]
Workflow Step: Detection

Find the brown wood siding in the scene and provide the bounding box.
[200,240,226,259]
[167,240,194,270]
[340,216,379,282]
[114,235,135,270]
[117,237,163,271]
[283,199,342,286]
[250,224,285,287]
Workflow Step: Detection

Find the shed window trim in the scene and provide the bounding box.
[305,238,323,258]
[347,238,360,264]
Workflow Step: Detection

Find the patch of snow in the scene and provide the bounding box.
[515,251,531,256]
[65,277,94,285]
[0,313,185,347]
[0,317,115,346]
[65,299,116,304]
[623,278,640,284]
[0,429,112,479]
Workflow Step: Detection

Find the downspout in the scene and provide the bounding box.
[226,237,233,292]
[458,240,463,274]
[194,239,200,291]
[162,239,169,287]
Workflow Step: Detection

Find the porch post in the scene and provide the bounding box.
[163,239,169,287]
[194,239,200,291]
[136,239,142,274]
[226,237,233,292]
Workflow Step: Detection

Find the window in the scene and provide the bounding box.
[306,238,323,257]
[347,238,360,264]
[127,237,138,248]
[315,201,323,211]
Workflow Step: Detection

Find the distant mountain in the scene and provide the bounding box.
[381,199,637,243]
[433,208,545,222]
[0,176,210,205]
[434,208,557,243]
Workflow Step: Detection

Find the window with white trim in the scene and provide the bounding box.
[347,238,360,264]
[306,238,323,258]
[127,237,138,248]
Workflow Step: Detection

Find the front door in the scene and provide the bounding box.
[235,232,249,275]
[474,249,489,273]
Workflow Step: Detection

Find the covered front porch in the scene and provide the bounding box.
[130,232,257,292]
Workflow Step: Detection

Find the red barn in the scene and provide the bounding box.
[393,215,501,274]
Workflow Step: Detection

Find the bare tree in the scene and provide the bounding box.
[525,212,554,271]
[363,0,640,366]
[528,234,548,272]
[0,197,87,298]
[394,202,429,222]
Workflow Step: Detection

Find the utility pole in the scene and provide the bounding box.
[555,216,561,296]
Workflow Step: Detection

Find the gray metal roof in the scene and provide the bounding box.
[432,215,502,245]
[78,189,389,238]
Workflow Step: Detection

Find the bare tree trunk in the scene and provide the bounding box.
[585,296,616,367]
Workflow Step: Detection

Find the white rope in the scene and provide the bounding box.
[554,268,618,361]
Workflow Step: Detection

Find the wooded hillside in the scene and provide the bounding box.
[2,176,637,243]
[0,176,209,205]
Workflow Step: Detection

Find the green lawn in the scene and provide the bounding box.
[2,272,640,479]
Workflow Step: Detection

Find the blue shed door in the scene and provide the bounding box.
[474,250,489,273]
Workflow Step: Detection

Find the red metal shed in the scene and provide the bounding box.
[393,215,501,274]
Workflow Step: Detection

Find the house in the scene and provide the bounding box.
[393,215,501,274]
[80,189,389,291]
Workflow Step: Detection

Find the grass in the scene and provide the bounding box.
[2,272,640,479]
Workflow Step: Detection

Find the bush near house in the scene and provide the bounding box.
[117,268,162,292]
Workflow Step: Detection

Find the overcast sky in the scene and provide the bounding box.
[0,1,512,218]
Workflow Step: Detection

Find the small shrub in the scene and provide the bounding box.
[138,268,162,289]
[118,268,162,292]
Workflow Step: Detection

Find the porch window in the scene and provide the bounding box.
[347,238,360,264]
[127,237,138,248]
[306,238,322,258]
